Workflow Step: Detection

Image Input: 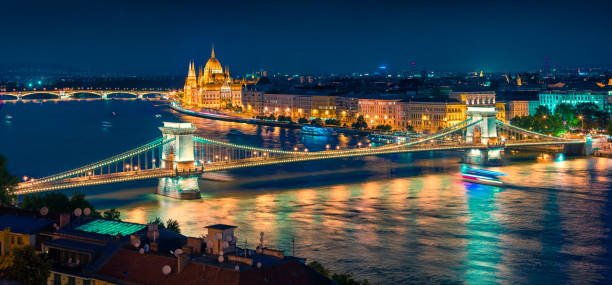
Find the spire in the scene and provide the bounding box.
[211,44,215,58]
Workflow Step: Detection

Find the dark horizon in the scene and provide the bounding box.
[2,0,612,76]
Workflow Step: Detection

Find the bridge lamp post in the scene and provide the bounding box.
[336,146,340,150]
[357,142,362,148]
[578,115,584,130]
[303,149,308,153]
[23,176,28,182]
[326,144,330,150]
[293,147,298,151]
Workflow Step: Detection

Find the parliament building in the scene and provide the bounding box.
[182,46,243,109]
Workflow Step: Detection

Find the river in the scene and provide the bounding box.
[1,100,611,284]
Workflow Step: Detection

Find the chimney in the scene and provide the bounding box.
[177,253,189,273]
[186,237,202,256]
[149,242,159,252]
[59,213,71,228]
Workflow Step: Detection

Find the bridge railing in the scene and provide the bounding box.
[496,121,583,143]
[18,137,174,188]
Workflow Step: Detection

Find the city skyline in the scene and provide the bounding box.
[2,0,612,75]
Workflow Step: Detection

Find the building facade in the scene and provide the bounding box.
[505,100,530,121]
[539,90,610,113]
[182,47,243,109]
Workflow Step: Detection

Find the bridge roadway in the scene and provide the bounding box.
[14,142,491,194]
[13,137,584,195]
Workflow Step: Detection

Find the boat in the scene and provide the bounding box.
[154,114,162,118]
[299,125,335,136]
[368,133,407,144]
[101,121,113,127]
[5,115,13,120]
[461,166,506,186]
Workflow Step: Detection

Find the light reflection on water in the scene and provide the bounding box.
[1,101,612,283]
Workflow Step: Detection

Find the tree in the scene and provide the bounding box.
[307,261,330,278]
[406,125,415,132]
[535,105,551,116]
[607,120,612,136]
[298,117,309,124]
[0,154,17,206]
[102,208,121,220]
[165,219,181,233]
[0,246,51,285]
[375,124,392,131]
[351,115,368,130]
[325,118,339,126]
[555,103,576,126]
[149,217,164,226]
[21,193,96,215]
[331,272,370,285]
[311,118,324,126]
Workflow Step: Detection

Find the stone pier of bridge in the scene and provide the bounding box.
[157,122,201,199]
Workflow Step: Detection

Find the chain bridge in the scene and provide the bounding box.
[13,107,585,199]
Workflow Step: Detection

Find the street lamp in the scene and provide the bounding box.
[578,115,584,129]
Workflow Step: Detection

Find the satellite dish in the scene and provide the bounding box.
[257,261,262,269]
[162,265,172,275]
[215,233,222,240]
[234,265,240,271]
[223,241,229,249]
[74,208,82,217]
[53,223,60,231]
[174,249,183,256]
[83,208,91,216]
[219,250,224,256]
[139,248,145,254]
[40,207,49,216]
[132,239,141,248]
[218,255,224,263]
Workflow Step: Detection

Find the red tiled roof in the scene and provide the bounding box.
[97,248,330,285]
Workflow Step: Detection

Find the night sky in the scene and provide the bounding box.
[2,0,611,75]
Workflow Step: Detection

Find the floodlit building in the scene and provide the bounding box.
[505,101,530,121]
[539,90,610,113]
[182,46,243,109]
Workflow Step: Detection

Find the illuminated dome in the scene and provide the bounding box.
[204,47,223,75]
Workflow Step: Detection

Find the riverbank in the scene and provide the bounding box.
[169,102,370,135]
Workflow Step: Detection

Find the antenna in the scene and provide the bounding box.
[162,265,172,275]
[174,248,183,257]
[40,207,48,216]
[74,208,82,217]
[83,208,91,216]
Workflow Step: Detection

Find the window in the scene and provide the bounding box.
[68,276,75,285]
[17,237,22,245]
[10,236,14,244]
[83,280,91,285]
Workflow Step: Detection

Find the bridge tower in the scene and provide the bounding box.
[157,122,201,199]
[464,106,503,165]
[465,106,498,144]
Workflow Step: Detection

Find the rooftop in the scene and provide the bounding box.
[205,224,237,230]
[75,219,147,236]
[0,214,53,234]
[97,248,331,285]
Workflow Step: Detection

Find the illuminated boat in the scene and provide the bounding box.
[299,125,335,136]
[461,166,506,186]
[368,133,407,144]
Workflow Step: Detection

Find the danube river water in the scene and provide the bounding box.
[2,100,612,284]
